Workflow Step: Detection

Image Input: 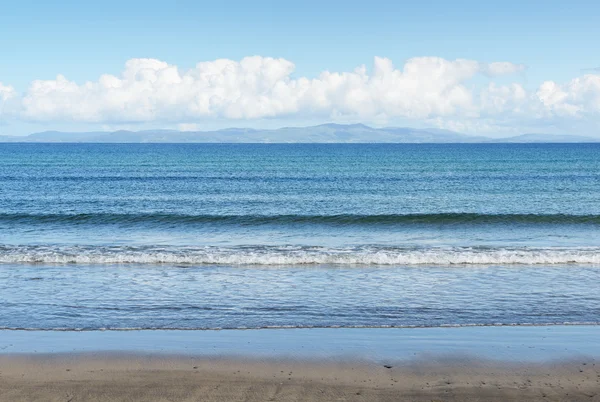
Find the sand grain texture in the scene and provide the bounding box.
[1,355,599,401]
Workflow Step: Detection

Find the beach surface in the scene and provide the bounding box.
[1,354,599,401]
[1,326,599,401]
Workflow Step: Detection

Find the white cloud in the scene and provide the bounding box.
[3,56,600,134]
[482,62,527,76]
[480,83,528,116]
[0,83,16,102]
[13,56,518,123]
[536,74,600,117]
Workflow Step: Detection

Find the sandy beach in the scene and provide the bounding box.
[1,327,600,401]
[1,354,599,401]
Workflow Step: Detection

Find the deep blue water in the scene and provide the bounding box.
[0,143,599,329]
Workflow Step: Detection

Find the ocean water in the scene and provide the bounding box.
[0,143,599,330]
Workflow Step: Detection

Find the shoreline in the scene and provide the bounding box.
[3,320,600,330]
[2,326,599,400]
[2,325,600,361]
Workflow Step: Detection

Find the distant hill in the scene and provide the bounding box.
[0,124,598,143]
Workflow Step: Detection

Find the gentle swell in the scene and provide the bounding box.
[1,245,600,266]
[1,212,600,226]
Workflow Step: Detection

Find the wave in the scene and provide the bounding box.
[1,245,600,266]
[1,212,600,226]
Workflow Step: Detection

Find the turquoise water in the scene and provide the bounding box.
[0,143,599,329]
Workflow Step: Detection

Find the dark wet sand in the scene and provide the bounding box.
[1,354,599,401]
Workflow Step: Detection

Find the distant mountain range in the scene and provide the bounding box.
[0,124,598,143]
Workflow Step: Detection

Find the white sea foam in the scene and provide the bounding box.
[1,245,600,266]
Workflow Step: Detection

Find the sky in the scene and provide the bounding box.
[1,0,600,137]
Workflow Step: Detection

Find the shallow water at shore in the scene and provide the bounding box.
[2,263,599,330]
[1,326,599,362]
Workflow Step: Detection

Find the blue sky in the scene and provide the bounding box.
[1,0,600,136]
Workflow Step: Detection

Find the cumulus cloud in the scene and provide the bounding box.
[13,56,522,123]
[536,74,600,117]
[0,83,16,102]
[481,62,527,77]
[3,56,600,133]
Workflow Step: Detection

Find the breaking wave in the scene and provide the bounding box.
[1,245,600,266]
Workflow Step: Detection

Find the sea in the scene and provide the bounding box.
[0,143,599,330]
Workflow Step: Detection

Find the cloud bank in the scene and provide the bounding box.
[1,56,600,134]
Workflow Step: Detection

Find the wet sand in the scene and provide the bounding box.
[1,326,600,401]
[1,354,599,401]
